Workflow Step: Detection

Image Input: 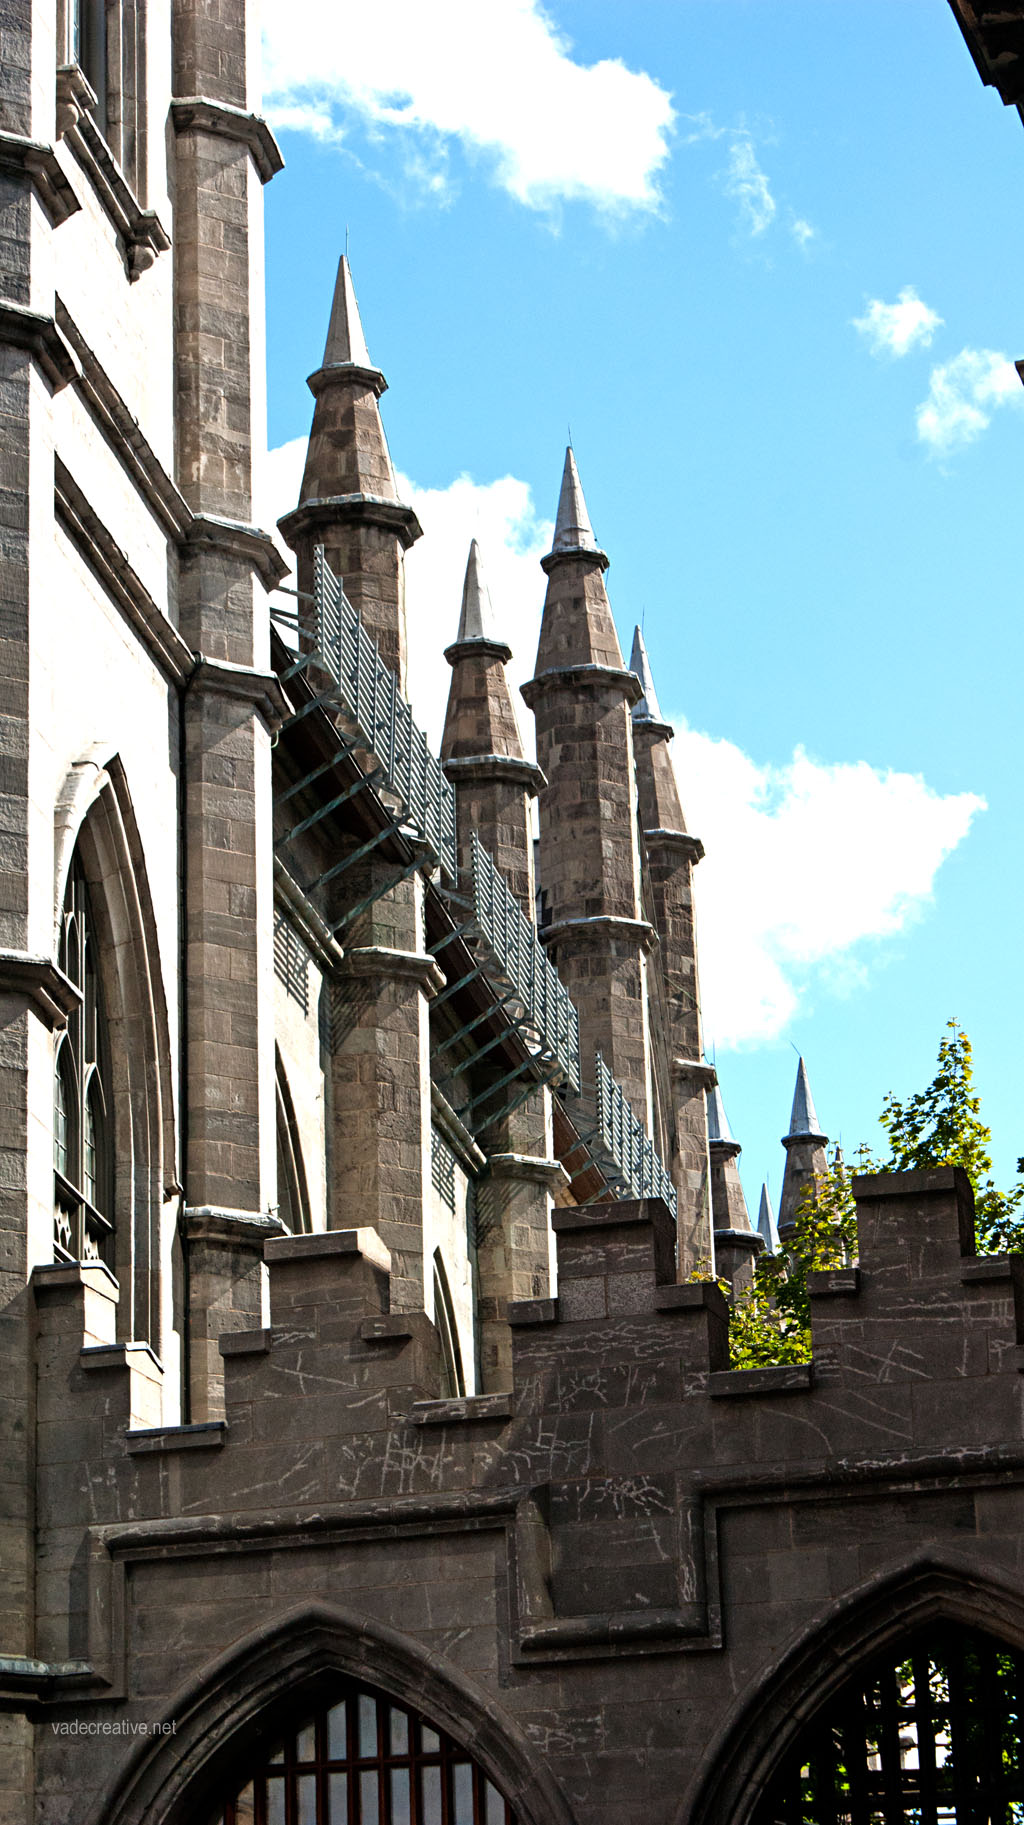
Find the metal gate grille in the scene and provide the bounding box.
[756,1623,1024,1824]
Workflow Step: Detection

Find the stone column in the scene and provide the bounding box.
[182,1206,284,1421]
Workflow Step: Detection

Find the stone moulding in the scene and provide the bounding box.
[306,359,388,400]
[273,860,346,979]
[57,84,170,280]
[0,950,81,1027]
[643,826,706,864]
[540,912,656,954]
[520,662,642,708]
[186,654,292,733]
[431,1083,487,1174]
[0,130,80,225]
[170,96,284,184]
[671,1056,718,1089]
[184,512,290,593]
[0,300,77,390]
[441,751,547,795]
[54,458,194,682]
[278,493,423,551]
[337,946,447,998]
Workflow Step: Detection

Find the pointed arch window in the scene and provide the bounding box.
[755,1621,1024,1823]
[432,1250,466,1400]
[214,1680,516,1825]
[54,858,113,1268]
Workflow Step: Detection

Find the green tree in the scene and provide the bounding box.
[729,1150,858,1369]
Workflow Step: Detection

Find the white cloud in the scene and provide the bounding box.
[723,136,776,236]
[671,725,985,1049]
[262,0,675,215]
[790,216,815,249]
[916,347,1023,454]
[854,286,943,359]
[259,440,550,748]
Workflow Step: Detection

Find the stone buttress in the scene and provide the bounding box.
[630,626,714,1273]
[521,450,655,1131]
[278,256,421,689]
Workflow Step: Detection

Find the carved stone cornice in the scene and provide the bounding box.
[0,952,81,1027]
[170,97,284,184]
[0,301,77,390]
[443,637,513,667]
[441,753,547,796]
[521,663,642,709]
[643,827,705,865]
[485,1153,569,1190]
[278,494,423,552]
[184,513,290,592]
[54,458,194,683]
[539,543,609,576]
[339,947,446,997]
[182,1207,286,1247]
[0,131,79,225]
[671,1057,718,1091]
[58,85,170,281]
[540,913,656,954]
[307,361,387,401]
[430,1084,487,1174]
[186,656,291,731]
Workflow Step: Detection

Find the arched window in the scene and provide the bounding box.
[54,857,113,1268]
[756,1621,1024,1823]
[276,1059,311,1234]
[214,1680,517,1824]
[433,1250,466,1399]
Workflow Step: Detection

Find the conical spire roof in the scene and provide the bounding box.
[322,255,372,368]
[630,626,665,723]
[788,1057,826,1140]
[757,1184,779,1252]
[455,540,498,643]
[552,447,598,555]
[706,1083,735,1146]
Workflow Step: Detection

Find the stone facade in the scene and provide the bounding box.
[2,2,1023,1821]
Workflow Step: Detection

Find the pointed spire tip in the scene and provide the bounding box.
[630,625,665,723]
[551,445,598,555]
[456,538,499,643]
[323,253,372,369]
[788,1056,825,1138]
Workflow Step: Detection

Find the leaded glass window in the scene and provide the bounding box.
[213,1681,516,1824]
[54,858,113,1267]
[756,1621,1024,1824]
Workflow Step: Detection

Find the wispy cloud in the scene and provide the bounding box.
[916,347,1023,455]
[670,724,985,1049]
[724,136,776,236]
[854,286,943,359]
[790,216,815,249]
[262,0,675,216]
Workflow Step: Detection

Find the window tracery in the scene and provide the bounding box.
[53,857,113,1268]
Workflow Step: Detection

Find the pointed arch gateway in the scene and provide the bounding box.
[97,1604,576,1825]
[688,1562,1024,1825]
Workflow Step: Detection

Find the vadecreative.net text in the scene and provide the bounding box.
[50,1721,177,1736]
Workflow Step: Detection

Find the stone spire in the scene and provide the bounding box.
[442,540,543,910]
[277,255,421,686]
[757,1184,779,1253]
[707,1082,760,1291]
[522,449,654,1134]
[778,1056,829,1237]
[629,625,712,1275]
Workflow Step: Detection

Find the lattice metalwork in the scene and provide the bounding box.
[431,1128,457,1212]
[593,1052,676,1214]
[470,833,580,1093]
[273,914,309,1014]
[757,1621,1024,1825]
[313,546,456,880]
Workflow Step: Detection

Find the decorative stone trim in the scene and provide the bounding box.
[185,512,290,593]
[31,1259,118,1299]
[430,1084,487,1174]
[653,1281,729,1319]
[0,300,77,390]
[126,1421,226,1454]
[708,1362,813,1398]
[540,913,656,953]
[671,1057,718,1090]
[219,1328,272,1356]
[56,298,190,539]
[441,753,546,795]
[307,360,388,401]
[360,1315,416,1344]
[0,951,81,1027]
[411,1393,513,1426]
[59,90,170,280]
[632,717,676,742]
[187,654,291,732]
[709,1138,743,1164]
[507,1296,558,1327]
[486,1153,569,1190]
[552,1197,674,1235]
[273,861,346,978]
[55,458,194,681]
[278,494,423,552]
[962,1256,1020,1283]
[169,96,284,184]
[808,1265,861,1297]
[712,1226,761,1253]
[521,663,642,708]
[442,636,513,667]
[266,1227,391,1272]
[183,1207,285,1247]
[0,131,80,225]
[338,947,446,998]
[518,1610,700,1655]
[80,1340,163,1375]
[643,827,705,864]
[0,1657,96,1702]
[539,542,609,576]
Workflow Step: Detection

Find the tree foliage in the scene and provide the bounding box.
[727,1021,1024,1368]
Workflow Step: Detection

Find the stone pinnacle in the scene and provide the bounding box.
[322,254,372,368]
[552,446,598,555]
[456,539,498,643]
[630,626,665,723]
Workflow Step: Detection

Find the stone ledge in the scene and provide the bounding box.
[643,827,705,865]
[808,1266,861,1297]
[187,654,291,731]
[508,1297,558,1327]
[279,494,422,551]
[360,1316,417,1344]
[32,1259,119,1301]
[540,913,655,952]
[521,663,640,707]
[708,1363,813,1399]
[654,1281,730,1319]
[60,93,170,279]
[0,130,79,224]
[183,1208,285,1247]
[219,1329,272,1357]
[126,1422,226,1454]
[431,1085,487,1175]
[266,1227,392,1273]
[671,1057,718,1090]
[80,1341,163,1378]
[553,1198,672,1235]
[0,951,81,1027]
[411,1393,513,1426]
[538,542,609,576]
[440,752,546,795]
[519,1608,701,1654]
[486,1154,568,1189]
[713,1226,761,1254]
[0,300,77,390]
[962,1255,1021,1283]
[185,512,290,592]
[306,361,388,400]
[338,947,446,997]
[170,96,284,183]
[443,636,513,666]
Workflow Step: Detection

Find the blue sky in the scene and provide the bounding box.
[260,0,1024,1212]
